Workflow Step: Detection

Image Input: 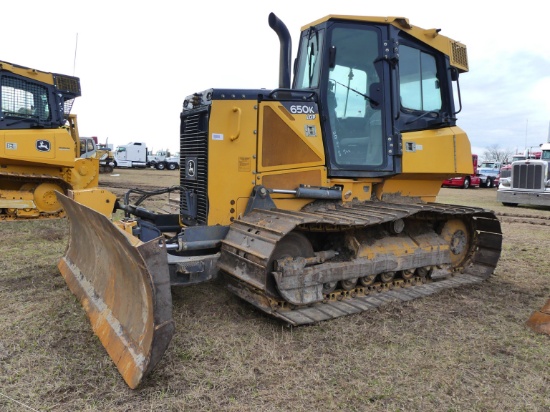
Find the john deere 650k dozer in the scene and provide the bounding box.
[57,13,502,388]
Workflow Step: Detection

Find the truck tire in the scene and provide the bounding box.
[487,178,494,188]
[168,162,177,170]
[156,162,166,170]
[462,177,470,189]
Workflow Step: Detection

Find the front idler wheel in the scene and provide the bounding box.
[439,219,472,268]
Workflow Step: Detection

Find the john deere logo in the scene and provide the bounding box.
[36,140,51,152]
[186,157,197,180]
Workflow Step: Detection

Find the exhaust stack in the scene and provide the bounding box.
[268,12,292,89]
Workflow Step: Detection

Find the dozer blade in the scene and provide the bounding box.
[526,299,550,336]
[56,193,175,389]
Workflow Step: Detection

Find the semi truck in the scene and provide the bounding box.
[148,149,180,170]
[114,141,149,168]
[497,142,550,206]
[477,160,501,188]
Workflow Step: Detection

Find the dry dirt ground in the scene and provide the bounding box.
[1,168,549,411]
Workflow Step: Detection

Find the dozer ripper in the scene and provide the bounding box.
[57,13,503,388]
[0,60,115,220]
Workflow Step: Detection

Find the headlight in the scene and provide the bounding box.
[499,178,511,187]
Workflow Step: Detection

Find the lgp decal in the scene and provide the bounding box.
[36,140,51,152]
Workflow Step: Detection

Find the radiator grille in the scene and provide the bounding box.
[500,169,511,179]
[511,163,544,190]
[180,108,209,225]
[451,41,468,72]
[53,74,81,96]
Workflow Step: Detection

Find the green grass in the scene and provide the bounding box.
[0,180,549,411]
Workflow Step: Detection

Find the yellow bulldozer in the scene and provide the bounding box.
[56,13,503,388]
[0,60,115,220]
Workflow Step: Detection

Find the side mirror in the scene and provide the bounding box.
[329,46,336,68]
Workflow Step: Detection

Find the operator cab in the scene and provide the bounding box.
[0,61,80,130]
[293,17,460,178]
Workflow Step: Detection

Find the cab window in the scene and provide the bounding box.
[295,29,324,89]
[399,45,442,111]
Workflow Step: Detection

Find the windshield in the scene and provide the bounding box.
[1,75,51,122]
[325,26,384,168]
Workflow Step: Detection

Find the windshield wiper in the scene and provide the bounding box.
[405,110,441,125]
[332,80,379,106]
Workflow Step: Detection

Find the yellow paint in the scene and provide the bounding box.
[374,127,474,202]
[328,178,381,202]
[301,16,468,72]
[207,100,258,225]
[401,127,472,174]
[0,128,78,167]
[374,178,444,202]
[439,218,470,267]
[205,102,475,222]
[207,99,332,224]
[70,189,117,218]
[350,227,449,260]
[257,102,325,172]
[0,190,35,208]
[0,60,56,84]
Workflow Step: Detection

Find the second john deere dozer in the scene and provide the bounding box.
[0,60,115,220]
[57,13,502,388]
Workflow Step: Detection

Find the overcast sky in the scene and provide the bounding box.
[3,0,549,156]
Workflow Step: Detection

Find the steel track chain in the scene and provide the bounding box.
[220,201,502,326]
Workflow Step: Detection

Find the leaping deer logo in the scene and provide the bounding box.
[187,159,196,178]
[36,140,51,152]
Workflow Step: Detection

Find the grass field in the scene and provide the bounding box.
[1,169,549,411]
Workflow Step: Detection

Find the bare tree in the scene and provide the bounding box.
[482,144,515,163]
